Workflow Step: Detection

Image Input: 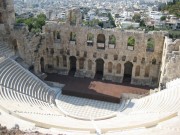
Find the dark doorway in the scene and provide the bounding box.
[12,39,18,53]
[40,57,44,72]
[95,58,104,79]
[0,12,3,24]
[123,61,133,83]
[69,56,77,76]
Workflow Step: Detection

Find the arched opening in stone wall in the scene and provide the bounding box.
[70,32,76,41]
[97,34,105,49]
[69,56,77,76]
[127,37,135,50]
[116,63,121,74]
[63,55,67,67]
[57,32,60,39]
[95,58,104,79]
[109,35,116,48]
[0,12,3,23]
[145,65,150,77]
[79,58,84,69]
[135,65,140,77]
[40,57,45,72]
[97,34,105,43]
[109,35,116,44]
[12,39,18,52]
[88,60,92,70]
[56,56,59,67]
[108,62,113,73]
[123,61,133,83]
[87,33,94,46]
[146,38,155,52]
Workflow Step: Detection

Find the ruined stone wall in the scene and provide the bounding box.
[32,9,165,87]
[7,8,166,87]
[0,0,15,41]
[160,37,180,87]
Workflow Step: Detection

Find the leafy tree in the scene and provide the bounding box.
[16,13,46,33]
[108,13,116,27]
[161,1,180,18]
[132,14,141,23]
[140,19,146,27]
[160,16,166,21]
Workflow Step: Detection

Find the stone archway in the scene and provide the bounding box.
[123,61,133,83]
[97,34,105,43]
[69,56,77,76]
[97,34,105,49]
[40,57,45,73]
[95,58,104,79]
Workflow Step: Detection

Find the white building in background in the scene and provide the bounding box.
[149,11,163,20]
[120,21,140,29]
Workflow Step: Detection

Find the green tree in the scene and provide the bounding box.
[160,16,166,21]
[140,19,146,27]
[16,13,46,33]
[108,13,116,27]
[132,14,141,23]
[161,1,180,18]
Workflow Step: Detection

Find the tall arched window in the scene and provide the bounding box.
[97,34,105,49]
[63,55,67,67]
[79,58,84,69]
[109,35,116,49]
[145,66,150,77]
[87,33,94,46]
[147,38,155,52]
[88,60,92,70]
[108,62,113,73]
[127,37,135,50]
[70,32,76,41]
[116,63,121,74]
[135,65,140,76]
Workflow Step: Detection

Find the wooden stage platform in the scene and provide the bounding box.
[45,73,150,103]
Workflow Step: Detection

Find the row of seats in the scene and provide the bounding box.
[123,84,180,114]
[0,58,55,103]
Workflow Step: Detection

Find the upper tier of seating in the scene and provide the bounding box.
[0,58,56,104]
[122,79,180,114]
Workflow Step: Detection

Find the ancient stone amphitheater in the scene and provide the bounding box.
[1,1,180,135]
